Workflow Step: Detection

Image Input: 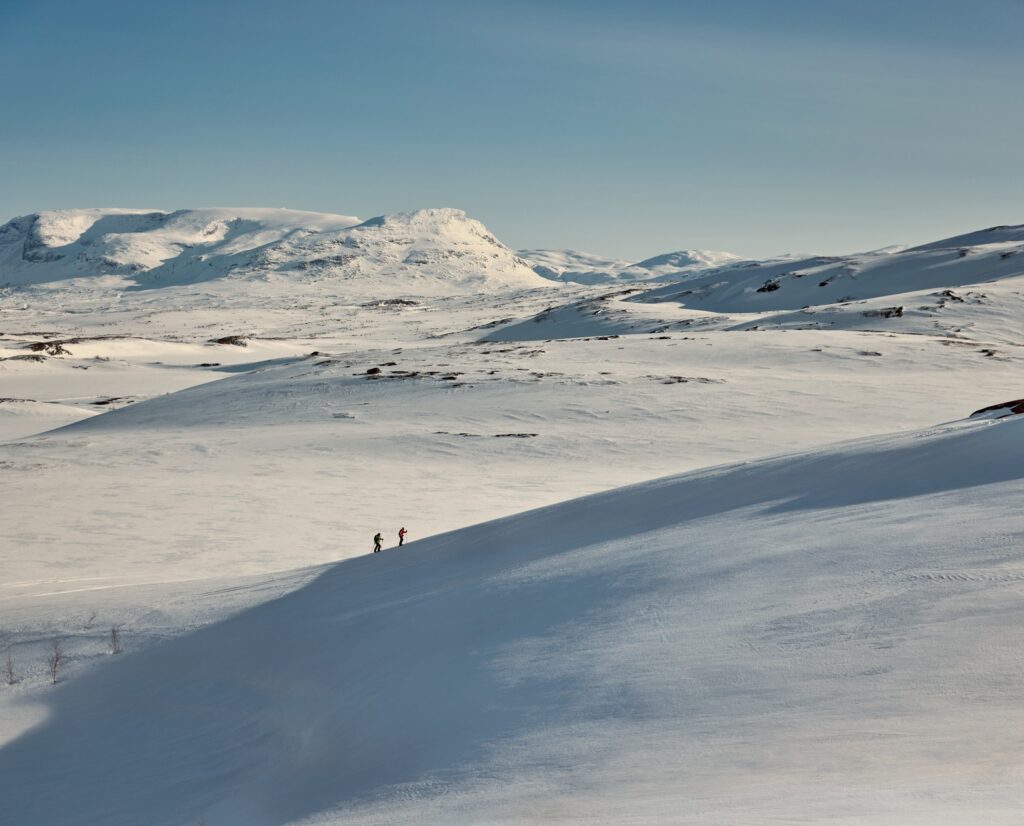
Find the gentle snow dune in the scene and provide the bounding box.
[0,397,95,441]
[4,324,1016,593]
[2,415,1023,825]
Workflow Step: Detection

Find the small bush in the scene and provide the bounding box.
[47,639,63,685]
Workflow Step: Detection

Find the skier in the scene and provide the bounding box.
[398,527,407,546]
[373,532,383,553]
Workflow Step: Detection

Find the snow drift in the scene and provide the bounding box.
[1,414,1023,824]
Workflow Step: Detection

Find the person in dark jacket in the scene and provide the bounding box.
[398,527,407,546]
[373,532,383,553]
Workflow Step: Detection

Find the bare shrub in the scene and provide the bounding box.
[4,653,14,685]
[47,639,63,685]
[110,625,122,655]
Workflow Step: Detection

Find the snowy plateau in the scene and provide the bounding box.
[0,206,1023,825]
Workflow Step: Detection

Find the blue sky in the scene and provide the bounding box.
[1,0,1022,258]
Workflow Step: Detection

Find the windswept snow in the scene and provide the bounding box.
[2,327,1019,591]
[2,210,1024,824]
[633,227,1024,313]
[1,415,1022,824]
[492,224,1024,343]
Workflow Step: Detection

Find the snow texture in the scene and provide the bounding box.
[519,247,741,284]
[1,415,1023,825]
[0,207,549,292]
[1,207,1023,824]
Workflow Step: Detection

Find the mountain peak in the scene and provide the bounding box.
[356,207,469,228]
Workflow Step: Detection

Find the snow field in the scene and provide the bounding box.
[0,415,1021,824]
[1,209,1023,823]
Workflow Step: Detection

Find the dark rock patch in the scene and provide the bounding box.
[970,398,1024,418]
[862,307,903,319]
[361,299,419,308]
[208,335,249,347]
[28,341,71,356]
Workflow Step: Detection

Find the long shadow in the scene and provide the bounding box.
[0,523,651,826]
[0,417,1020,824]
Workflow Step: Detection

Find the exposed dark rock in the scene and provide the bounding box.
[208,335,249,347]
[28,341,71,356]
[862,306,903,319]
[970,398,1024,418]
[361,298,419,308]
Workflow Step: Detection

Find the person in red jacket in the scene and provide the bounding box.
[398,527,408,547]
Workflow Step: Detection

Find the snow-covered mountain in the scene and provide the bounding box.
[2,210,1024,824]
[519,246,741,284]
[0,207,550,293]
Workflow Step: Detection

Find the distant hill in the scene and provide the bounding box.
[635,224,1024,313]
[519,247,741,285]
[0,207,551,294]
[488,223,1024,341]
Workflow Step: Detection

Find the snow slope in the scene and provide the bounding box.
[2,326,1019,594]
[633,225,1024,313]
[2,212,1024,823]
[1,414,1022,825]
[0,207,549,293]
[490,225,1024,343]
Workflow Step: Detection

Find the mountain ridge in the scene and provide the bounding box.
[0,207,549,294]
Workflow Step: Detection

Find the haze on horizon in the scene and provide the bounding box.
[1,0,1022,260]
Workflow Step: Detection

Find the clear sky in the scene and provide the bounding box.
[1,0,1022,259]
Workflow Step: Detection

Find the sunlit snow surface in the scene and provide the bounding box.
[0,208,1023,824]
